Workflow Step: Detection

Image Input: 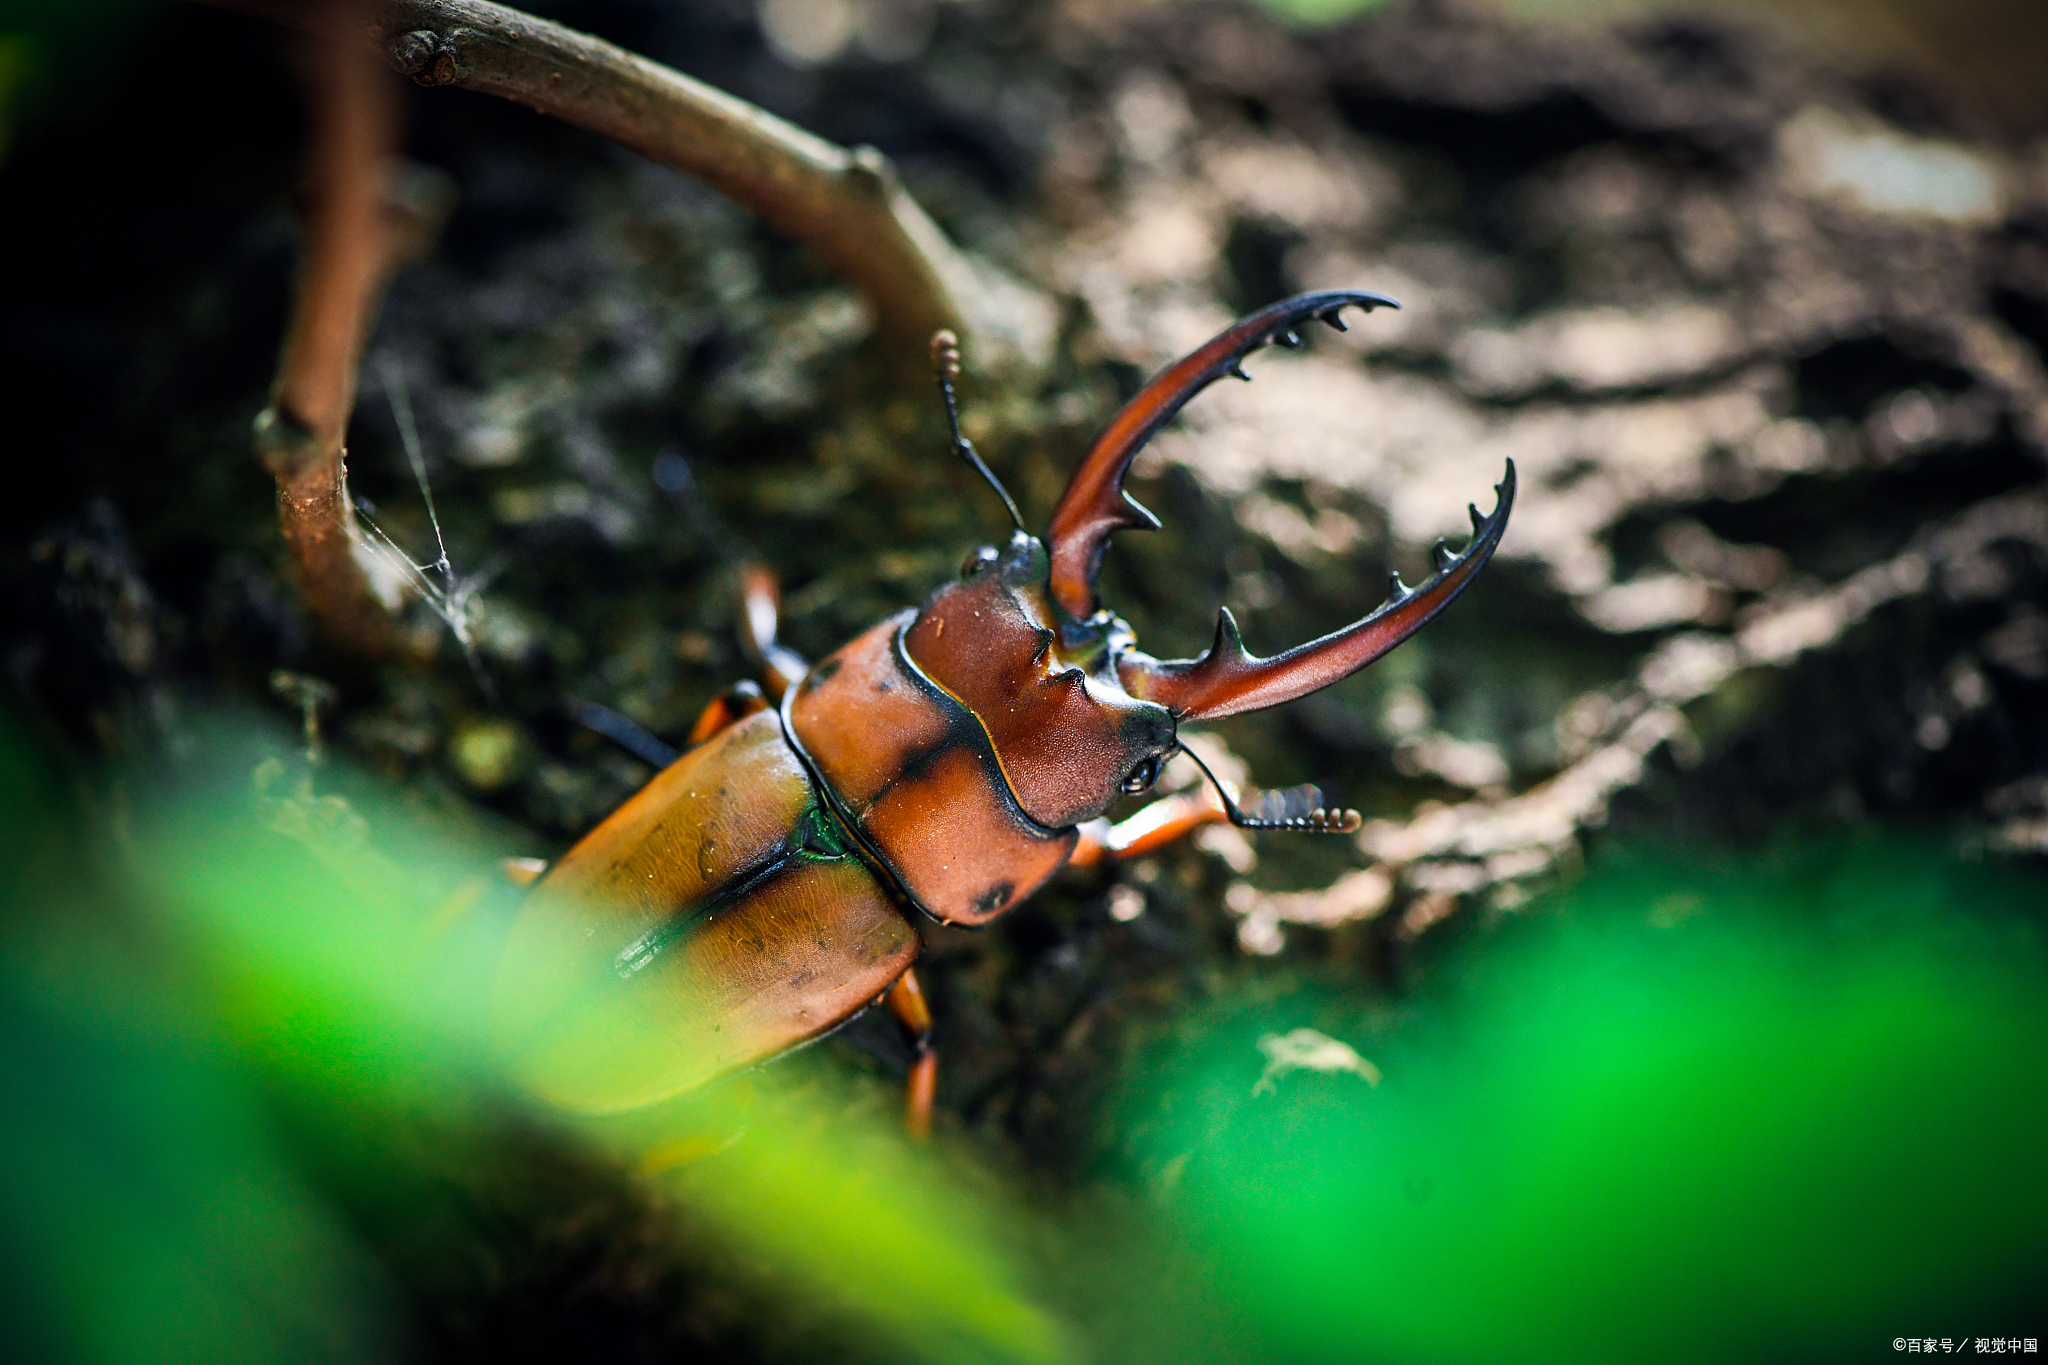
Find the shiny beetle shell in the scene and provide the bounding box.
[493,292,1515,1113]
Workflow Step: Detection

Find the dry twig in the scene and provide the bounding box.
[199,0,979,348]
[256,0,411,657]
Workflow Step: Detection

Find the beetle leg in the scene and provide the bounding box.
[882,968,936,1141]
[738,565,810,701]
[1067,784,1229,868]
[684,679,770,747]
[569,697,684,768]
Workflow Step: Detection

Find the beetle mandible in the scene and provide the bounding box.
[490,291,1515,1136]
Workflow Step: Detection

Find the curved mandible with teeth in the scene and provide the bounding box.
[1043,289,1399,619]
[1117,462,1516,721]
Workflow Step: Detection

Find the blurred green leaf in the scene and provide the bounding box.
[3,711,1076,1364]
[1128,838,2048,1364]
[610,1076,1074,1365]
[0,718,393,1365]
[14,704,2042,1365]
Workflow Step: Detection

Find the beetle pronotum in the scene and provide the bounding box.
[492,291,1514,1137]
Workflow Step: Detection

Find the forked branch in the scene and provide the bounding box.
[199,0,976,346]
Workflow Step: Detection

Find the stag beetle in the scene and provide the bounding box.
[491,291,1515,1136]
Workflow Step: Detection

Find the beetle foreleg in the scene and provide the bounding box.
[738,565,809,701]
[883,968,936,1141]
[685,679,770,747]
[570,697,684,768]
[1067,785,1230,868]
[669,562,813,750]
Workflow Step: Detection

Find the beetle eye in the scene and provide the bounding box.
[1120,756,1161,795]
[961,545,999,577]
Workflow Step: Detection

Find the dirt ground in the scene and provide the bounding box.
[4,0,2046,1357]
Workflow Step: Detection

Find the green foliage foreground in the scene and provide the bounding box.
[1127,843,2048,1363]
[1,712,2042,1363]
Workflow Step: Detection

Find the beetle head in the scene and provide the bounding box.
[905,530,1176,829]
[908,291,1515,832]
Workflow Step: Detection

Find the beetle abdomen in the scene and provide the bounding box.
[493,709,917,1113]
[786,612,1078,926]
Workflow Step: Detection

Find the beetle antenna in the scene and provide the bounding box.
[932,329,1024,534]
[1175,742,1362,835]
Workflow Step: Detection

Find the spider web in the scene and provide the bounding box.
[355,352,503,699]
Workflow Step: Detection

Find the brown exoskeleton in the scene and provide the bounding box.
[492,291,1515,1136]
